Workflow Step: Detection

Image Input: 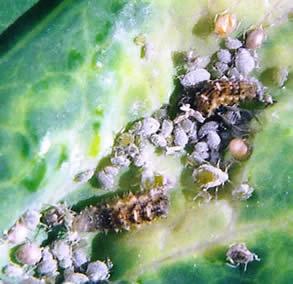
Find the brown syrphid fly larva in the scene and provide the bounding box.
[193,79,257,117]
[73,187,169,233]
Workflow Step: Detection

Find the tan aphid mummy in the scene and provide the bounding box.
[245,27,266,49]
[228,138,250,160]
[214,12,237,37]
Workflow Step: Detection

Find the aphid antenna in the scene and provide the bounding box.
[32,226,44,241]
[254,253,261,261]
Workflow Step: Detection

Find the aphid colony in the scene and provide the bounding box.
[94,17,273,201]
[1,13,282,282]
[2,205,113,283]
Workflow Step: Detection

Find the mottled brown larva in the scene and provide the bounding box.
[73,187,169,233]
[194,79,257,116]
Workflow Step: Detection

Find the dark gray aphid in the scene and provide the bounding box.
[198,121,219,138]
[226,243,260,271]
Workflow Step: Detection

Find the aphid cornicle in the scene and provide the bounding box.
[192,79,257,116]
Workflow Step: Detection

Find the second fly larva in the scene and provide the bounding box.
[193,79,258,117]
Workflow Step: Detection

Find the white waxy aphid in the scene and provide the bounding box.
[185,52,210,71]
[177,104,205,123]
[206,131,221,150]
[16,243,42,266]
[225,37,242,50]
[150,134,167,148]
[276,67,288,87]
[217,49,231,64]
[133,151,147,167]
[232,183,254,200]
[22,276,45,284]
[110,155,130,168]
[179,118,194,133]
[141,168,155,188]
[160,119,173,138]
[3,264,24,278]
[198,121,219,138]
[6,222,29,244]
[166,146,184,155]
[173,127,188,147]
[41,204,74,229]
[189,142,210,164]
[228,67,242,79]
[126,144,140,158]
[215,62,229,75]
[21,209,40,230]
[37,247,58,276]
[65,231,81,243]
[189,150,209,165]
[193,164,229,190]
[59,257,73,269]
[139,117,160,136]
[130,120,142,134]
[188,123,198,143]
[187,55,210,71]
[74,169,95,183]
[235,48,255,76]
[104,166,119,176]
[64,272,89,284]
[72,207,96,232]
[86,261,110,281]
[51,240,71,262]
[152,105,168,121]
[263,95,274,105]
[226,243,260,271]
[180,68,211,87]
[72,247,88,268]
[97,170,115,189]
[194,141,209,153]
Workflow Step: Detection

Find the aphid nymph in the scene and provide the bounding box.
[193,163,229,190]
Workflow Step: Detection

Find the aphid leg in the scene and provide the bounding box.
[226,262,239,269]
[193,191,212,205]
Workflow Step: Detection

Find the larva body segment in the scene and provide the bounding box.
[73,188,169,233]
[194,79,257,116]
